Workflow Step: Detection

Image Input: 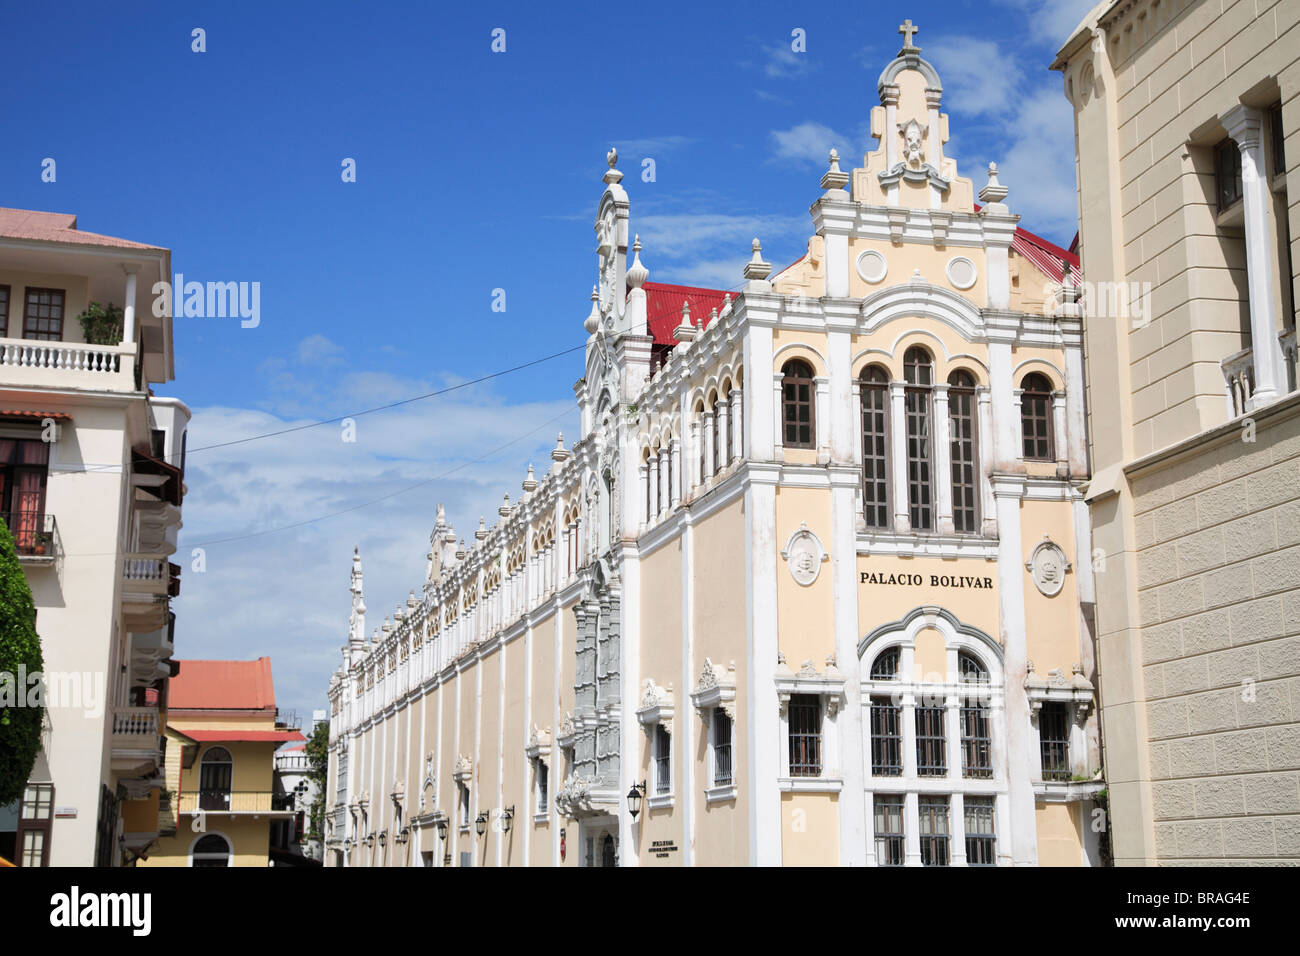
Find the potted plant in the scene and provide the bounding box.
[77,301,124,346]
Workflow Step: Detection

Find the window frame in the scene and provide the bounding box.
[21,287,66,342]
[917,795,950,866]
[711,708,733,790]
[780,359,816,449]
[860,365,891,528]
[16,782,54,868]
[904,347,934,530]
[1019,373,1055,462]
[914,701,947,777]
[947,370,979,533]
[873,794,906,867]
[964,795,997,866]
[1038,701,1071,782]
[787,693,823,777]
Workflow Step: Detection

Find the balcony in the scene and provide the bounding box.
[1,510,59,565]
[122,554,168,594]
[0,337,138,392]
[110,705,162,775]
[177,790,298,816]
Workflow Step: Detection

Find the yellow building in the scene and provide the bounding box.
[140,658,304,867]
[326,22,1104,867]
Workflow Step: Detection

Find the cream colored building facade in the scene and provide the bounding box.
[326,28,1106,867]
[0,208,189,866]
[1054,0,1299,864]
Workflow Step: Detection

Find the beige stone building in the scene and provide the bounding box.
[1054,0,1299,864]
[326,24,1106,867]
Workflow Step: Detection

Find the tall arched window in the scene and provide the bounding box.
[860,366,890,528]
[643,449,653,524]
[781,359,815,448]
[663,437,673,511]
[199,747,233,811]
[947,370,978,533]
[1020,373,1054,460]
[718,382,731,470]
[695,401,706,484]
[903,347,934,531]
[191,833,231,868]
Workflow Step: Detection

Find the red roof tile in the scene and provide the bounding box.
[168,658,277,712]
[643,282,735,347]
[0,207,163,251]
[0,410,72,422]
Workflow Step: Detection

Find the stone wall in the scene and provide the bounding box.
[1133,400,1300,862]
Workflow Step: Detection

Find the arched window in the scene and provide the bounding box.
[663,438,673,511]
[718,382,731,470]
[709,391,721,474]
[903,347,934,530]
[947,370,978,533]
[958,650,988,682]
[695,401,706,484]
[860,366,890,528]
[870,647,900,680]
[958,651,993,779]
[781,359,815,448]
[1020,373,1054,461]
[191,833,231,868]
[199,746,233,811]
[602,833,617,867]
[643,449,652,524]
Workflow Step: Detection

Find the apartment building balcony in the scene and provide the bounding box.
[111,705,163,775]
[177,790,298,817]
[1,509,60,565]
[0,337,138,392]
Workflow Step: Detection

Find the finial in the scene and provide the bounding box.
[475,517,487,541]
[709,307,718,324]
[721,293,733,317]
[627,234,649,289]
[979,162,1008,205]
[603,146,623,185]
[584,285,600,334]
[523,463,538,492]
[898,19,920,54]
[743,238,771,281]
[552,433,569,462]
[499,493,511,518]
[456,538,466,559]
[673,300,697,343]
[821,147,850,191]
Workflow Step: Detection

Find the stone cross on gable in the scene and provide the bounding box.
[898,19,920,53]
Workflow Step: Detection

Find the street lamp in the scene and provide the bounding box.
[626,781,646,820]
[475,812,488,837]
[500,806,514,834]
[435,817,448,841]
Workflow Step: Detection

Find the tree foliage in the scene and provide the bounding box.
[304,717,329,847]
[0,519,44,806]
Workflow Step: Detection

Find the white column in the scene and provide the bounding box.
[992,476,1037,865]
[649,454,661,519]
[639,461,649,528]
[987,337,1017,470]
[729,389,743,462]
[883,85,900,205]
[689,419,702,491]
[826,325,854,464]
[716,400,730,469]
[771,372,784,461]
[746,476,782,865]
[814,376,830,461]
[977,387,996,535]
[1052,391,1068,466]
[831,470,867,865]
[680,515,696,866]
[903,791,921,866]
[950,792,967,866]
[121,265,138,346]
[1222,104,1287,407]
[703,411,715,477]
[933,383,953,534]
[889,382,910,532]
[670,438,682,507]
[1063,335,1088,474]
[745,324,775,461]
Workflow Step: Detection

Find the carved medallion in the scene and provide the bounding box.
[781,523,828,587]
[1026,537,1071,597]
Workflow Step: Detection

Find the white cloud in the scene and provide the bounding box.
[759,41,817,78]
[920,38,1027,119]
[633,211,806,262]
[996,0,1100,47]
[295,334,345,366]
[768,121,859,167]
[613,135,691,158]
[173,365,580,724]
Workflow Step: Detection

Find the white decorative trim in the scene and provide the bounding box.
[781,522,829,587]
[524,723,552,762]
[856,248,888,284]
[647,793,675,811]
[945,255,978,290]
[774,653,846,717]
[451,754,472,784]
[1024,663,1094,717]
[690,658,737,720]
[705,784,738,804]
[556,712,576,749]
[778,776,844,793]
[636,678,675,728]
[1034,779,1105,803]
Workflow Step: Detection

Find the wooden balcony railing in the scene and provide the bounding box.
[1,510,58,562]
[178,790,297,814]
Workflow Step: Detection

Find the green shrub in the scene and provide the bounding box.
[0,519,44,806]
[77,301,124,346]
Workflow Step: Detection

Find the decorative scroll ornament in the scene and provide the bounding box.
[452,754,472,783]
[781,523,829,587]
[1026,536,1071,597]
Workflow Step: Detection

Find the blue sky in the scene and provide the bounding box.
[2,0,1095,722]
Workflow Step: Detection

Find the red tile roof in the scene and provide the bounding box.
[643,282,735,347]
[0,410,72,422]
[0,207,163,251]
[973,206,1080,285]
[178,729,306,743]
[168,657,277,712]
